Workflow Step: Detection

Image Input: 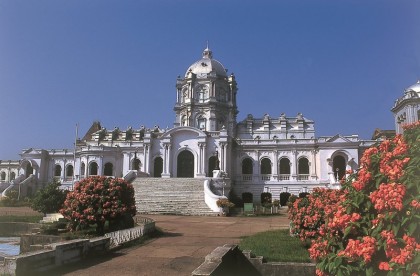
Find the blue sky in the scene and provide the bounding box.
[0,0,419,160]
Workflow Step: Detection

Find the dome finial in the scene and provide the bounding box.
[203,41,213,59]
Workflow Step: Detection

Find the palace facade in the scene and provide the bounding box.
[1,47,419,202]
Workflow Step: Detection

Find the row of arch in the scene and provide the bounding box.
[241,155,346,179]
[0,171,16,181]
[53,158,143,179]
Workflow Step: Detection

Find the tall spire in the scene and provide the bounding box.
[202,41,213,59]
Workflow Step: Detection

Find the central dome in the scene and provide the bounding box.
[405,80,420,94]
[185,47,227,78]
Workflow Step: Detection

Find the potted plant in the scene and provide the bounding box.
[216,198,235,216]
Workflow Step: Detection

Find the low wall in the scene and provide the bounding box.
[0,223,42,236]
[0,218,155,276]
[193,245,316,276]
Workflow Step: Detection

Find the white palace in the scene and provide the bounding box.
[1,47,419,210]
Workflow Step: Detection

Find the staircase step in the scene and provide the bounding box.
[132,177,216,216]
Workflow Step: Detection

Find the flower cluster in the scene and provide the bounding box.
[60,176,136,234]
[370,183,406,212]
[288,122,420,275]
[288,188,345,242]
[337,236,376,263]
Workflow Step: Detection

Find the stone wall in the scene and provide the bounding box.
[0,218,155,276]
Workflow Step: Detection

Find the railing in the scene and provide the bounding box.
[261,174,271,181]
[242,174,253,181]
[297,174,309,181]
[279,174,290,181]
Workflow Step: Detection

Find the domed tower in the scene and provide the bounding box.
[174,47,238,135]
[392,80,420,134]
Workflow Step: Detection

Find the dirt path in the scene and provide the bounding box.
[1,207,291,276]
[58,212,290,276]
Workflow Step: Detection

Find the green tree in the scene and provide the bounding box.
[31,181,68,215]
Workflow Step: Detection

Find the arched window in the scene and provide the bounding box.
[54,164,62,177]
[89,162,98,176]
[80,162,86,177]
[10,172,15,181]
[132,158,141,171]
[260,158,272,174]
[197,116,206,130]
[279,158,291,175]
[0,172,5,181]
[181,115,188,126]
[333,155,346,181]
[66,165,73,177]
[298,157,309,180]
[241,158,253,174]
[104,162,113,176]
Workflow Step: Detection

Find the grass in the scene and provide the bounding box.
[239,229,311,263]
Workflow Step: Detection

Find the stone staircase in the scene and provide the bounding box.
[132,177,217,216]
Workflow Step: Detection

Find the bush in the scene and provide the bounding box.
[31,180,68,214]
[280,192,291,206]
[60,176,136,235]
[242,192,253,203]
[216,198,235,208]
[0,190,19,206]
[294,122,420,276]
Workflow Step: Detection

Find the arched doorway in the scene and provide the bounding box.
[208,156,218,176]
[132,158,141,171]
[89,162,98,176]
[25,162,33,178]
[153,157,163,177]
[54,165,62,178]
[104,162,113,176]
[333,155,346,181]
[177,150,194,178]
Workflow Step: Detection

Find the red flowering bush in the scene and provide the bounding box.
[307,122,420,275]
[60,176,136,235]
[288,188,346,242]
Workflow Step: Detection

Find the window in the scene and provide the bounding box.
[54,164,62,177]
[104,162,113,176]
[333,155,346,181]
[279,158,291,174]
[89,162,98,176]
[260,158,272,174]
[80,162,86,176]
[0,172,5,181]
[242,158,253,174]
[66,165,73,177]
[181,115,187,126]
[197,116,206,130]
[298,158,309,175]
[10,172,15,181]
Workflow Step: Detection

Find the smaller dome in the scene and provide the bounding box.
[405,80,420,94]
[185,47,227,78]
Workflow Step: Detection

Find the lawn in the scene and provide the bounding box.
[239,229,311,263]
